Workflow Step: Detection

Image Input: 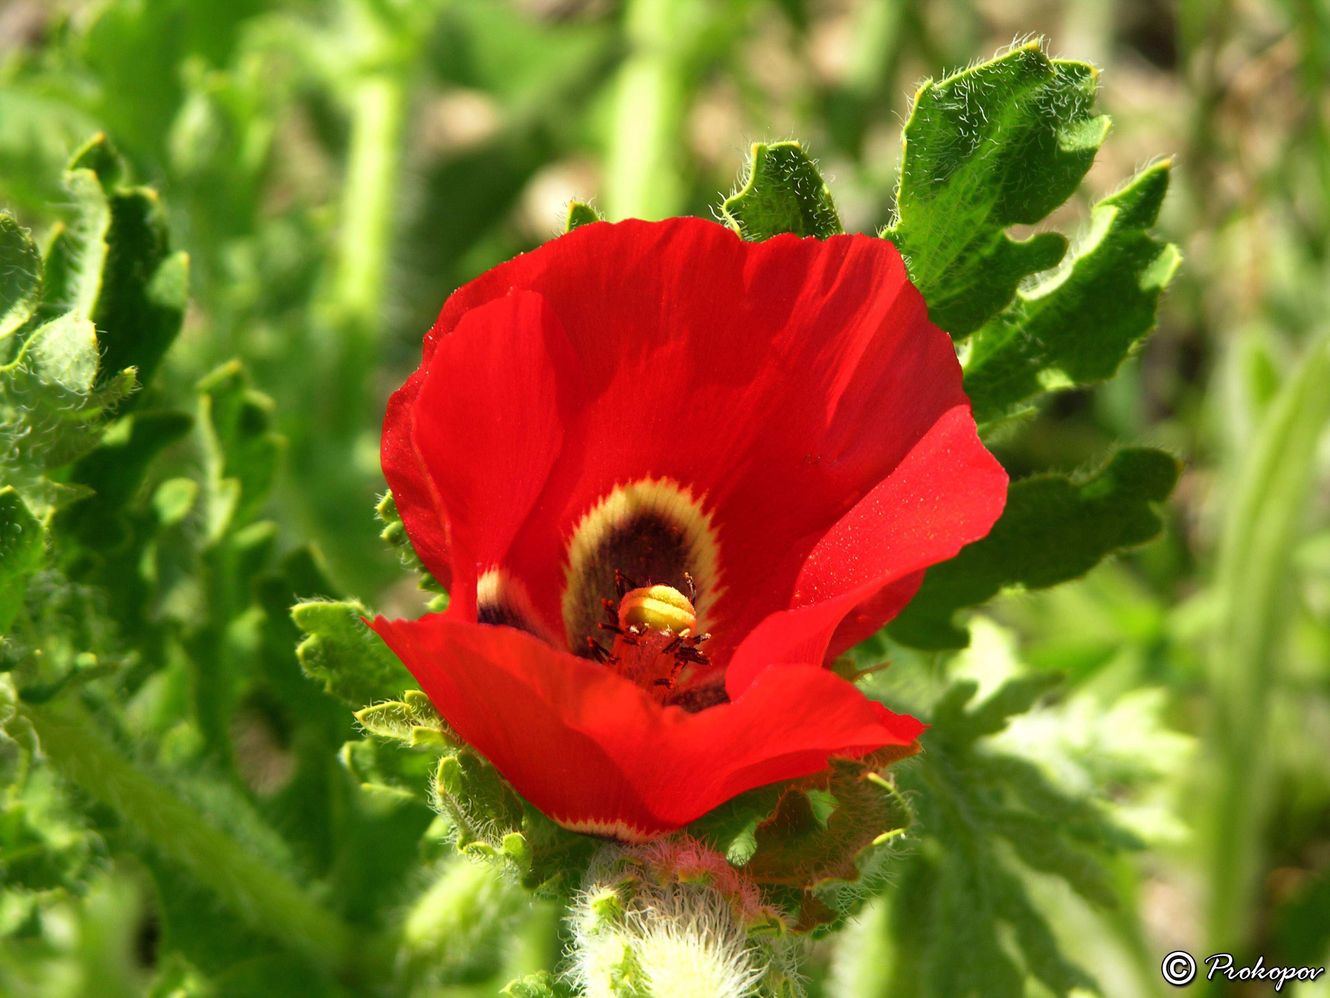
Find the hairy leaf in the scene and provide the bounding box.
[292,599,412,707]
[564,200,603,231]
[721,140,843,240]
[377,490,445,594]
[0,214,41,340]
[883,42,1109,336]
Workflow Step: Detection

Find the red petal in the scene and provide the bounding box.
[407,290,579,625]
[381,366,453,589]
[726,405,1007,695]
[399,218,984,658]
[369,614,923,839]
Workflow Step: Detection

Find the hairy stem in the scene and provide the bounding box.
[22,699,387,982]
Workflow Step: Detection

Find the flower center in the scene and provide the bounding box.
[562,477,722,658]
[585,574,713,705]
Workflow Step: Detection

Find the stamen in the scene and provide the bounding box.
[588,579,714,705]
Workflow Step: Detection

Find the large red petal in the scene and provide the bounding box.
[401,218,975,657]
[369,615,922,839]
[726,404,1007,695]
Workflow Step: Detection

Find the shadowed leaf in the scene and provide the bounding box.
[889,448,1179,648]
[964,162,1182,421]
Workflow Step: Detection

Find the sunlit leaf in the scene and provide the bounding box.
[883,42,1109,336]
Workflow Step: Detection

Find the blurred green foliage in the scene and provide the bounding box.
[1,0,1328,996]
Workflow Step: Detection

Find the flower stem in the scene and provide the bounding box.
[21,699,386,983]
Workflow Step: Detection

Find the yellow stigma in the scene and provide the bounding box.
[617,585,697,635]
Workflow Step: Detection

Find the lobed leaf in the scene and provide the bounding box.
[355,690,444,744]
[888,447,1179,648]
[883,42,1110,336]
[721,140,843,241]
[964,162,1182,421]
[882,672,1134,996]
[41,134,187,393]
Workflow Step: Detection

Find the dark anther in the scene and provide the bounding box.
[585,636,615,664]
[614,569,641,598]
[677,644,710,666]
[682,571,698,603]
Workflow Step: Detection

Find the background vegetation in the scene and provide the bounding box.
[2,0,1328,995]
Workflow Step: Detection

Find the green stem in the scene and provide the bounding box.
[290,62,409,586]
[21,699,385,982]
[1203,332,1330,952]
[603,0,695,220]
[333,72,406,335]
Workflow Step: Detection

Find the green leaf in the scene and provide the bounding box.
[888,448,1179,649]
[434,750,524,847]
[746,760,909,891]
[883,42,1110,336]
[0,488,45,635]
[964,162,1182,421]
[936,673,1063,744]
[197,361,283,538]
[720,141,843,240]
[41,134,188,392]
[0,214,41,340]
[354,690,443,744]
[564,200,603,232]
[23,311,100,395]
[882,672,1133,996]
[502,970,572,997]
[0,309,131,515]
[291,599,411,707]
[56,411,194,550]
[689,785,783,866]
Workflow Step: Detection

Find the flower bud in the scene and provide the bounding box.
[569,839,799,997]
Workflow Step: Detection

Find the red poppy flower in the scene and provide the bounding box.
[370,217,1006,841]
